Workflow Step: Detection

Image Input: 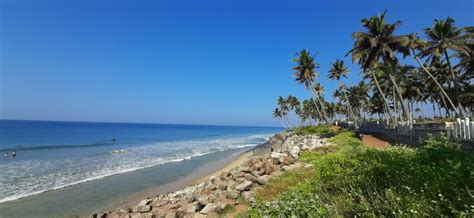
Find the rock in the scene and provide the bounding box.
[252,168,265,176]
[181,202,200,213]
[235,180,253,191]
[226,189,240,199]
[235,177,246,183]
[226,180,237,190]
[231,171,244,179]
[270,152,287,159]
[153,199,169,207]
[241,191,255,203]
[218,202,230,211]
[142,213,155,218]
[204,184,217,192]
[257,175,270,185]
[197,196,209,206]
[200,203,222,214]
[138,199,152,207]
[264,160,275,175]
[237,165,251,173]
[244,173,258,182]
[207,194,217,203]
[289,146,301,159]
[216,181,227,190]
[129,213,141,218]
[156,210,178,218]
[304,163,313,169]
[177,202,200,217]
[138,205,152,212]
[219,171,229,180]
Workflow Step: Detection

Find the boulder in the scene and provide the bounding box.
[264,160,275,175]
[226,180,237,190]
[197,196,208,206]
[235,180,253,191]
[257,175,270,185]
[138,205,152,212]
[244,173,258,182]
[207,194,217,203]
[219,171,229,180]
[226,189,240,199]
[235,177,246,183]
[200,203,222,214]
[289,146,301,159]
[216,181,227,190]
[231,171,244,179]
[270,152,287,159]
[237,165,251,173]
[138,199,152,207]
[177,202,200,217]
[153,199,169,207]
[128,213,141,218]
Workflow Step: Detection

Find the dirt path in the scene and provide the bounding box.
[362,134,389,148]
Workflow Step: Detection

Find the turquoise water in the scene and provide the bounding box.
[0,120,280,217]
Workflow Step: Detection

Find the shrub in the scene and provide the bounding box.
[247,133,474,216]
[290,125,336,137]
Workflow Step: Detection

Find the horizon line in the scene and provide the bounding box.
[0,118,282,129]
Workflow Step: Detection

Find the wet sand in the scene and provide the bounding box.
[116,142,274,211]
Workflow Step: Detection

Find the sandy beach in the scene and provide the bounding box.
[114,142,275,212]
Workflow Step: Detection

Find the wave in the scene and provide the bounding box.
[0,142,115,152]
[0,133,273,203]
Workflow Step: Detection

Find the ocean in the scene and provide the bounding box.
[0,120,280,217]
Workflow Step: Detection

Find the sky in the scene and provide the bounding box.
[0,0,473,127]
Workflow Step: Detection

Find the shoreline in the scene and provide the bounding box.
[95,130,329,217]
[114,142,274,212]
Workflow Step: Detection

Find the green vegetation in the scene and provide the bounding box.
[273,10,473,127]
[290,125,336,137]
[245,130,474,216]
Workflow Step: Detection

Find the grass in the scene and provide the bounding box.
[243,127,474,217]
[290,124,337,137]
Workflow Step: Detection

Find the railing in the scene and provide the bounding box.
[446,118,473,141]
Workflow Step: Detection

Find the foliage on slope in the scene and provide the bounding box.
[245,130,474,216]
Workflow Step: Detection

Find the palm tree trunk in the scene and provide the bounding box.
[369,71,395,122]
[411,49,459,117]
[343,92,358,126]
[383,58,410,122]
[444,50,464,117]
[316,95,330,122]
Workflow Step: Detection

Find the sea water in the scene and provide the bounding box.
[0,120,280,217]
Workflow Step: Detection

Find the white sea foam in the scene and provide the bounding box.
[0,133,272,203]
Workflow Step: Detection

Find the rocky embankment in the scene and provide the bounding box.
[92,131,330,218]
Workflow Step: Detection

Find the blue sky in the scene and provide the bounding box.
[1,0,473,126]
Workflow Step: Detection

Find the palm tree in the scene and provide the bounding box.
[292,50,329,122]
[421,17,472,116]
[312,82,330,121]
[407,34,460,117]
[272,108,289,129]
[335,84,358,125]
[347,10,411,122]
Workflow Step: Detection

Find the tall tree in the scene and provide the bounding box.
[347,10,412,122]
[421,17,473,116]
[292,50,329,122]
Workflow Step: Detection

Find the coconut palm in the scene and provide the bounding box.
[420,17,473,116]
[292,50,329,122]
[347,10,411,122]
[327,60,362,123]
[407,34,460,117]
